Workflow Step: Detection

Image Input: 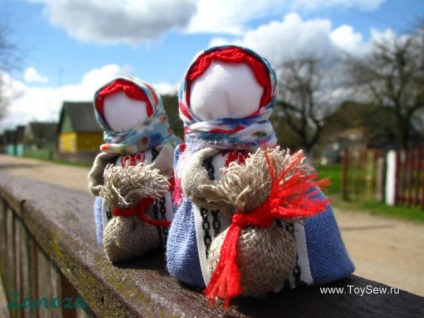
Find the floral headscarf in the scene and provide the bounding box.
[178,45,278,152]
[94,76,181,154]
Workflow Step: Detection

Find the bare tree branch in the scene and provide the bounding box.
[345,24,424,148]
[0,15,23,120]
[275,56,334,154]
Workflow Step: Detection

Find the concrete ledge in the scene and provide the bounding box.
[0,171,423,317]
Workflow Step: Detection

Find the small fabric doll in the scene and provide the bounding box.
[166,46,354,307]
[88,76,181,263]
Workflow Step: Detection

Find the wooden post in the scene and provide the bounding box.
[407,147,414,206]
[421,146,424,210]
[341,149,349,200]
[414,146,421,206]
[394,150,400,206]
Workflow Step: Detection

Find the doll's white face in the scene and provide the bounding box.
[103,91,148,132]
[190,61,263,120]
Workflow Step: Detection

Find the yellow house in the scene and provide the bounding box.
[57,102,103,156]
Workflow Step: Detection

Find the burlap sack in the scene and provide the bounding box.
[209,225,296,296]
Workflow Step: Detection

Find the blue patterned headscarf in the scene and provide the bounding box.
[93,76,181,154]
[178,45,278,152]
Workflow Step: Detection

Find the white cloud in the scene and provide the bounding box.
[153,82,179,95]
[0,64,179,131]
[28,0,387,43]
[0,65,126,130]
[187,0,284,35]
[30,0,197,44]
[207,13,370,67]
[23,67,49,83]
[203,13,382,108]
[291,0,386,11]
[211,13,337,66]
[330,25,369,56]
[187,0,386,35]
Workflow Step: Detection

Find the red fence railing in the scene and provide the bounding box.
[341,146,424,210]
[341,148,385,201]
[394,146,424,209]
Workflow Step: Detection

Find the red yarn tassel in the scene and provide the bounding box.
[204,224,243,308]
[205,149,330,308]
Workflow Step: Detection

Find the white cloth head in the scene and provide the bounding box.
[189,62,264,120]
[104,91,148,132]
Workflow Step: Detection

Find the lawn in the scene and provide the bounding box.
[23,149,91,168]
[316,164,424,224]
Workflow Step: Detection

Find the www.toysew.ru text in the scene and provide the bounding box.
[320,285,400,296]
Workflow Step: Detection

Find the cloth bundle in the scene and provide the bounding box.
[88,76,181,263]
[165,45,355,306]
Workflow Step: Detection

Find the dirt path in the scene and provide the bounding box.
[334,208,424,296]
[0,155,91,194]
[1,155,423,296]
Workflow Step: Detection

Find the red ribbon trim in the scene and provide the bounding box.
[112,198,171,227]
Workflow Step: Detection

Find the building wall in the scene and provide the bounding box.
[16,144,24,157]
[6,145,16,156]
[59,132,103,153]
[59,132,77,153]
[77,132,103,152]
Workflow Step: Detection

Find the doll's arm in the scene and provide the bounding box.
[181,148,230,210]
[101,162,169,209]
[88,152,117,196]
[152,144,174,179]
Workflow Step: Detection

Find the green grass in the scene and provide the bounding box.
[315,164,342,196]
[50,159,91,168]
[24,148,52,160]
[23,150,91,168]
[316,163,424,224]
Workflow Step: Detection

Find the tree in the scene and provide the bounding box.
[345,25,424,149]
[275,56,335,155]
[0,17,22,121]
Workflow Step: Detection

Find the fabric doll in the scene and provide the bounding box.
[166,46,354,307]
[88,76,181,263]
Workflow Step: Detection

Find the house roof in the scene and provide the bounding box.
[15,125,26,143]
[27,122,58,140]
[3,130,15,143]
[2,126,26,144]
[58,101,102,133]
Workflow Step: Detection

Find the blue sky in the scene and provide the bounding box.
[1,0,423,131]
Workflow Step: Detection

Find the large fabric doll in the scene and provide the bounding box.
[88,76,181,263]
[166,46,354,307]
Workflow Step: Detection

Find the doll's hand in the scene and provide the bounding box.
[151,144,174,178]
[101,162,169,209]
[181,147,220,207]
[88,152,117,196]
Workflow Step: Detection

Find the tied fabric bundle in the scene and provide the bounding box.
[167,45,282,288]
[88,76,181,263]
[200,147,330,307]
[166,45,354,306]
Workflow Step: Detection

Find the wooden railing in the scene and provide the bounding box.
[1,172,424,317]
